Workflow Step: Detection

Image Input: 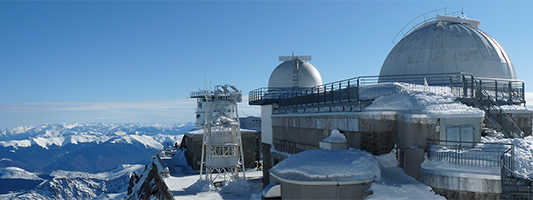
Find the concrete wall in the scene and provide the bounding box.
[281,182,372,200]
[270,175,373,200]
[420,168,501,199]
[396,114,438,149]
[265,111,487,186]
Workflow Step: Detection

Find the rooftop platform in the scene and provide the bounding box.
[249,73,525,112]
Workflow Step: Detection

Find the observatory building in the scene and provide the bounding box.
[268,55,323,88]
[380,15,516,82]
[251,13,532,200]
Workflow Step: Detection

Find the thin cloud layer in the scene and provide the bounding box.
[0,97,260,129]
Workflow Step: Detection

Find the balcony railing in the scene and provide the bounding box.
[426,139,513,168]
[249,73,525,108]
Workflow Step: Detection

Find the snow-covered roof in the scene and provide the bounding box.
[270,148,380,184]
[499,105,533,114]
[364,83,484,118]
[322,129,347,143]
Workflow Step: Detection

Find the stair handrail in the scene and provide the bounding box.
[474,81,523,138]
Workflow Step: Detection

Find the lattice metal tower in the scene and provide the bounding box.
[193,84,246,183]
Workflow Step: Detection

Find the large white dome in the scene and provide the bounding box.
[268,59,323,88]
[379,15,516,80]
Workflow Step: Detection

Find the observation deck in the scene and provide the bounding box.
[249,73,525,109]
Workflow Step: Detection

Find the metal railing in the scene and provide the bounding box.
[475,88,524,138]
[249,73,525,110]
[427,139,533,198]
[475,77,525,104]
[501,147,533,199]
[426,139,513,168]
[191,84,242,103]
[392,8,464,44]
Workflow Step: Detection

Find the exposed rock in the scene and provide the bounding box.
[126,163,173,200]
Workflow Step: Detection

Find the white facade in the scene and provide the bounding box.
[261,105,273,145]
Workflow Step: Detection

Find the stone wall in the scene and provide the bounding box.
[271,113,396,155]
[179,130,261,171]
[396,114,438,149]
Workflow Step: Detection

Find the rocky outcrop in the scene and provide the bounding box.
[126,163,173,200]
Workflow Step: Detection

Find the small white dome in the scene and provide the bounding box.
[379,15,516,80]
[268,59,323,88]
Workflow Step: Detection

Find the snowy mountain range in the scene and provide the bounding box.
[0,164,145,199]
[0,122,195,199]
[0,123,194,173]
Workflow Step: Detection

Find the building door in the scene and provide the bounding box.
[446,124,474,147]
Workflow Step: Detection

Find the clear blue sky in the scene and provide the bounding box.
[1,1,532,129]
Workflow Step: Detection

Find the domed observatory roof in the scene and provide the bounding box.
[268,56,323,88]
[379,15,517,83]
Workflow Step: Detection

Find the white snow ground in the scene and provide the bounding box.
[165,148,444,200]
[483,136,533,178]
[369,150,445,200]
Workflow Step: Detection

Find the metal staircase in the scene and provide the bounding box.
[474,88,523,138]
